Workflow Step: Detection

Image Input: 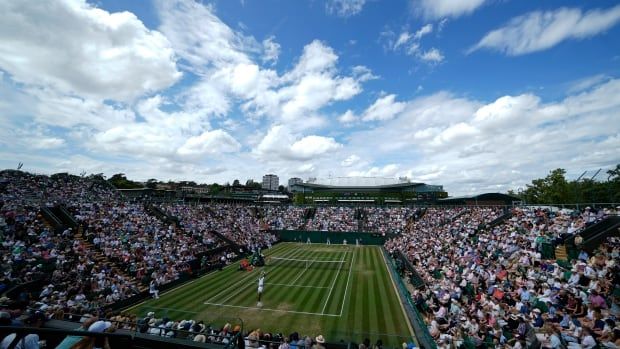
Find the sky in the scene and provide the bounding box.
[1,0,620,195]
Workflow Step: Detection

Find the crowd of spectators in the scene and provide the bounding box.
[306,207,358,232]
[365,207,415,234]
[260,206,306,230]
[202,204,278,252]
[386,206,620,349]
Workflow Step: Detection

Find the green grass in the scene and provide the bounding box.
[127,243,415,347]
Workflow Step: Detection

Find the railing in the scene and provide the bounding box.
[382,249,436,349]
[40,206,63,229]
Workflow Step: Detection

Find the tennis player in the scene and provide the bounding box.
[257,271,266,306]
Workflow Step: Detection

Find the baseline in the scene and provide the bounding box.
[202,302,340,317]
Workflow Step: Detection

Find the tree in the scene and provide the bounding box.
[245,180,262,190]
[145,179,158,189]
[210,183,222,195]
[522,168,570,204]
[108,173,142,189]
[232,179,241,187]
[518,164,620,204]
[607,164,620,182]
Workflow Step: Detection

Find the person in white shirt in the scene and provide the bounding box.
[581,328,597,349]
[149,280,159,299]
[257,272,266,306]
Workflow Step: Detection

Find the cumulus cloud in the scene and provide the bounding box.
[413,0,487,19]
[362,94,407,121]
[344,79,620,194]
[348,164,400,177]
[0,0,181,102]
[177,130,241,156]
[470,5,620,55]
[341,155,361,167]
[326,0,366,18]
[338,110,358,124]
[254,125,342,161]
[156,0,256,69]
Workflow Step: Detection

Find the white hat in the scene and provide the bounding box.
[147,312,155,317]
[88,320,112,333]
[315,335,325,343]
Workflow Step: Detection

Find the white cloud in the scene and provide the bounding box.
[413,0,486,19]
[326,0,366,18]
[290,136,342,158]
[414,24,434,40]
[31,137,66,150]
[177,130,241,156]
[157,2,366,132]
[473,94,540,129]
[470,5,620,55]
[362,94,407,121]
[394,32,413,50]
[351,66,378,82]
[341,155,361,167]
[343,79,620,194]
[419,48,445,63]
[254,125,342,161]
[156,0,256,69]
[386,24,443,64]
[338,110,358,124]
[262,36,281,65]
[0,0,180,102]
[348,164,400,177]
[567,74,611,94]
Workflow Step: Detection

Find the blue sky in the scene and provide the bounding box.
[1,0,619,195]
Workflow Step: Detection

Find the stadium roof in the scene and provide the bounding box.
[293,182,424,190]
[311,177,407,186]
[438,193,520,204]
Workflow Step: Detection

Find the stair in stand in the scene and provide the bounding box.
[555,244,568,261]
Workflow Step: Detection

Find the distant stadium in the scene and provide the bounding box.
[290,176,447,204]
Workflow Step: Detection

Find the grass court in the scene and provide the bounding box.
[127,242,415,347]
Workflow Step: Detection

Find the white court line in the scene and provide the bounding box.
[289,259,314,286]
[265,282,329,289]
[320,250,348,314]
[215,245,309,304]
[205,245,299,303]
[124,243,291,312]
[338,247,356,316]
[203,302,340,317]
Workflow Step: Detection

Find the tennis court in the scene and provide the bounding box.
[128,242,415,346]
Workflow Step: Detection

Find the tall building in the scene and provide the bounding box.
[287,177,303,191]
[262,174,279,191]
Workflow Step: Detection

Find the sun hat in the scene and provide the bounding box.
[315,335,325,343]
[88,320,112,333]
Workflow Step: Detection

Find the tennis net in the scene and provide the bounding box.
[267,256,349,270]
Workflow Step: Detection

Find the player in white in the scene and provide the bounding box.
[257,272,266,306]
[149,280,159,299]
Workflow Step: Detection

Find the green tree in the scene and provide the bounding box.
[108,173,142,189]
[145,178,158,189]
[522,168,570,204]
